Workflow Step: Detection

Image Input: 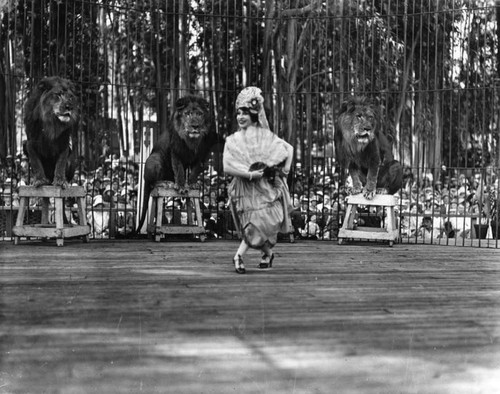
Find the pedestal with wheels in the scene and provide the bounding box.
[147,182,206,242]
[12,186,90,246]
[338,194,399,247]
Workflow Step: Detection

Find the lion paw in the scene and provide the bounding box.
[363,189,376,200]
[351,186,363,195]
[53,178,69,189]
[173,183,190,194]
[187,181,201,190]
[162,181,176,189]
[32,177,50,188]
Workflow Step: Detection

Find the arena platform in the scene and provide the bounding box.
[0,239,499,393]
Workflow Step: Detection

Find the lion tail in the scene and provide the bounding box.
[134,183,152,235]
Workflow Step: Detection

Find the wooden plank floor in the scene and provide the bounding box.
[0,239,499,394]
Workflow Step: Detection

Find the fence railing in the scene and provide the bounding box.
[1,164,499,248]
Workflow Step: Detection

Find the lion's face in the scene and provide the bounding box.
[174,97,211,141]
[350,104,376,147]
[339,98,377,150]
[38,78,79,125]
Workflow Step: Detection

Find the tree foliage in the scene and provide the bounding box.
[0,0,498,173]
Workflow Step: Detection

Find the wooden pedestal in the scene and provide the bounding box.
[12,186,90,246]
[147,183,206,242]
[338,194,399,247]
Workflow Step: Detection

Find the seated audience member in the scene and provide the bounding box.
[87,195,110,238]
[115,208,135,237]
[441,221,456,238]
[446,203,471,238]
[417,216,434,240]
[103,185,118,205]
[290,200,306,238]
[300,214,321,240]
[162,198,182,225]
[1,179,19,208]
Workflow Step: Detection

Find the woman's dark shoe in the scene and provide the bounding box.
[259,252,274,269]
[234,255,246,274]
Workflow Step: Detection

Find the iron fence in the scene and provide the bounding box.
[0,0,498,247]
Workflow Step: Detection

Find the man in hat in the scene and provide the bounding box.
[87,194,110,238]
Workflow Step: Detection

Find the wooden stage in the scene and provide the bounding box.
[0,239,499,393]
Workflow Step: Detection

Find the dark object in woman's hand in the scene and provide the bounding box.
[249,162,279,184]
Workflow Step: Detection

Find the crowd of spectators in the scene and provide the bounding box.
[397,167,499,240]
[1,152,499,240]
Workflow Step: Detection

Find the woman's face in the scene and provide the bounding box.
[237,108,255,130]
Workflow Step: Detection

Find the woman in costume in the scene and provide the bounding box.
[223,87,294,274]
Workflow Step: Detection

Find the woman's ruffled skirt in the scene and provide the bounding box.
[229,176,291,248]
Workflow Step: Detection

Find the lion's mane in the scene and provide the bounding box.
[24,76,79,188]
[335,96,386,165]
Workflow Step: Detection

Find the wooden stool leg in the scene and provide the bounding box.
[338,202,357,245]
[155,197,163,242]
[193,196,207,242]
[54,198,64,246]
[41,197,50,224]
[77,197,87,226]
[186,198,193,225]
[387,206,398,246]
[15,197,27,227]
[344,203,357,230]
[77,197,90,243]
[385,207,394,232]
[145,195,154,234]
[14,197,28,244]
[193,198,202,226]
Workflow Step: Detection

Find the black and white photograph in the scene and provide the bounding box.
[0,1,499,393]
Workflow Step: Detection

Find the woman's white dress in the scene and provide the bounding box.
[223,126,292,248]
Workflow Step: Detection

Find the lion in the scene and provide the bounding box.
[135,95,218,233]
[334,96,402,199]
[24,76,79,189]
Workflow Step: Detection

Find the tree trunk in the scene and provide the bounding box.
[279,1,320,146]
[151,10,168,138]
[178,0,189,93]
[262,0,275,130]
[412,96,425,170]
[432,88,442,181]
[394,25,421,165]
[48,0,68,76]
[283,17,297,143]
